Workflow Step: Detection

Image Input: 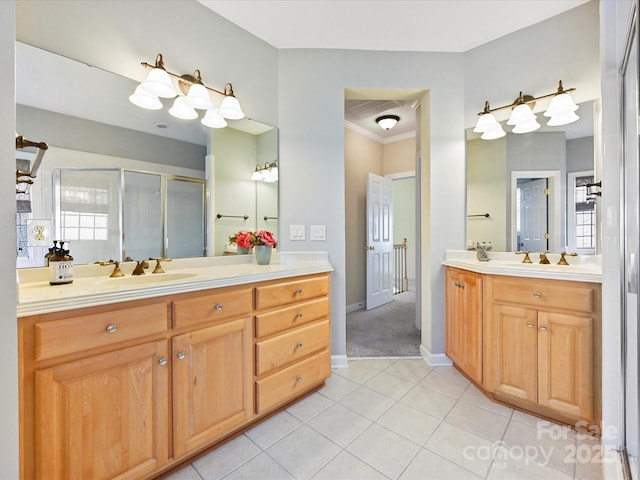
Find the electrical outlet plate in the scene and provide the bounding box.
[289,224,305,240]
[26,219,52,247]
[310,224,326,241]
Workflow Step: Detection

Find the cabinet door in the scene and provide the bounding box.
[445,269,482,384]
[35,341,169,480]
[538,311,594,421]
[485,304,538,403]
[172,317,254,458]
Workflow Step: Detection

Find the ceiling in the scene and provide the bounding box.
[198,0,590,141]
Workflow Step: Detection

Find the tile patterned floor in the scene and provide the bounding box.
[165,358,624,480]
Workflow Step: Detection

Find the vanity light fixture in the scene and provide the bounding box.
[129,53,245,128]
[376,115,400,130]
[475,80,579,140]
[251,162,278,182]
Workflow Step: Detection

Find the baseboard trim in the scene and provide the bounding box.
[346,302,365,313]
[331,355,349,368]
[420,345,453,367]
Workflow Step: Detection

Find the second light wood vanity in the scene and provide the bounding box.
[444,252,602,430]
[18,254,332,480]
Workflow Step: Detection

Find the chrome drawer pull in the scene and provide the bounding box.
[533,291,542,298]
[527,322,534,328]
[106,324,117,334]
[159,357,167,366]
[296,343,303,349]
[296,376,303,383]
[215,303,223,311]
[295,288,303,295]
[296,313,303,319]
[177,352,186,360]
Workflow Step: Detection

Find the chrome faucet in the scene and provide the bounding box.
[132,260,149,275]
[539,252,551,264]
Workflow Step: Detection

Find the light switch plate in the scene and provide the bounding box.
[26,219,52,247]
[289,224,305,240]
[310,224,326,241]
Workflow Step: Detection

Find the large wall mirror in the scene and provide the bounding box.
[15,42,278,267]
[466,100,596,255]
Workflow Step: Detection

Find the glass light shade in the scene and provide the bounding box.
[473,113,499,133]
[377,117,398,130]
[512,118,541,134]
[201,108,227,128]
[168,97,198,120]
[251,167,262,181]
[128,85,163,110]
[141,68,176,98]
[219,95,245,120]
[480,124,506,140]
[507,104,536,125]
[547,111,580,126]
[544,93,579,117]
[264,166,278,182]
[184,84,213,110]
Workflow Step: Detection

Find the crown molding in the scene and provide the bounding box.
[344,120,416,145]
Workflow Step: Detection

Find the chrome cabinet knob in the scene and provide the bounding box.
[296,343,303,349]
[540,325,547,331]
[106,324,117,334]
[527,322,534,328]
[159,357,167,366]
[177,352,186,360]
[533,291,542,298]
[296,313,303,319]
[295,288,303,295]
[215,303,223,311]
[296,376,303,383]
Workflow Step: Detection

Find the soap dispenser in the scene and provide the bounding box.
[49,241,74,285]
[44,240,58,266]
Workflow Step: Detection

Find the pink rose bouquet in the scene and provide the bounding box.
[252,229,277,248]
[229,230,253,249]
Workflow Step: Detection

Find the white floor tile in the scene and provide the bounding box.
[365,371,415,400]
[488,445,573,480]
[306,403,372,447]
[383,358,432,382]
[350,357,396,371]
[460,384,514,417]
[445,401,511,442]
[311,451,389,480]
[400,384,458,419]
[163,465,203,480]
[192,435,261,480]
[333,361,380,384]
[346,423,421,479]
[266,425,341,480]
[376,402,441,446]
[399,448,483,480]
[285,392,334,423]
[419,368,470,398]
[338,386,395,420]
[317,373,359,401]
[222,453,294,480]
[245,411,302,450]
[424,422,495,478]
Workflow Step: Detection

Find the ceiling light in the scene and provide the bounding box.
[376,115,400,130]
[130,53,244,129]
[475,80,578,140]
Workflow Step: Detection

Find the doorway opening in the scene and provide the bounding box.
[344,88,424,357]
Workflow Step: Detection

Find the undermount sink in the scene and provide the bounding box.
[98,272,198,286]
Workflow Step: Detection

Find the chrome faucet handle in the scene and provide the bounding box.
[132,260,149,275]
[515,251,532,263]
[539,252,551,264]
[149,257,172,274]
[97,260,124,277]
[558,251,578,265]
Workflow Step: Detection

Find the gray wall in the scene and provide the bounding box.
[567,136,595,173]
[17,105,206,170]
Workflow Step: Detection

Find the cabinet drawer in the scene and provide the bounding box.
[255,275,329,311]
[255,297,329,338]
[490,277,595,314]
[256,349,331,414]
[173,288,253,329]
[35,302,168,361]
[256,320,330,376]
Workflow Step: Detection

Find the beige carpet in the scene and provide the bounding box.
[346,289,420,357]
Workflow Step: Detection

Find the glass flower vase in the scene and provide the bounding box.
[254,245,272,265]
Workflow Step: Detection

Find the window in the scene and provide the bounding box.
[568,171,596,254]
[58,185,110,241]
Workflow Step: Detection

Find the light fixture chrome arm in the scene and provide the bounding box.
[476,80,576,116]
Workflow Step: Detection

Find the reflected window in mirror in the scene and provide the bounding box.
[568,171,596,254]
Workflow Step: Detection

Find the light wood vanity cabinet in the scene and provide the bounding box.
[445,267,601,427]
[445,267,483,385]
[19,273,331,480]
[484,276,599,425]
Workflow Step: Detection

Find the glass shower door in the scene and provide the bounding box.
[166,177,206,258]
[123,171,163,262]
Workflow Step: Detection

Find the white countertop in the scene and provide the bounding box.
[17,252,333,317]
[443,250,602,283]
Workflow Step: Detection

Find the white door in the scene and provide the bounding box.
[518,178,548,251]
[366,173,393,310]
